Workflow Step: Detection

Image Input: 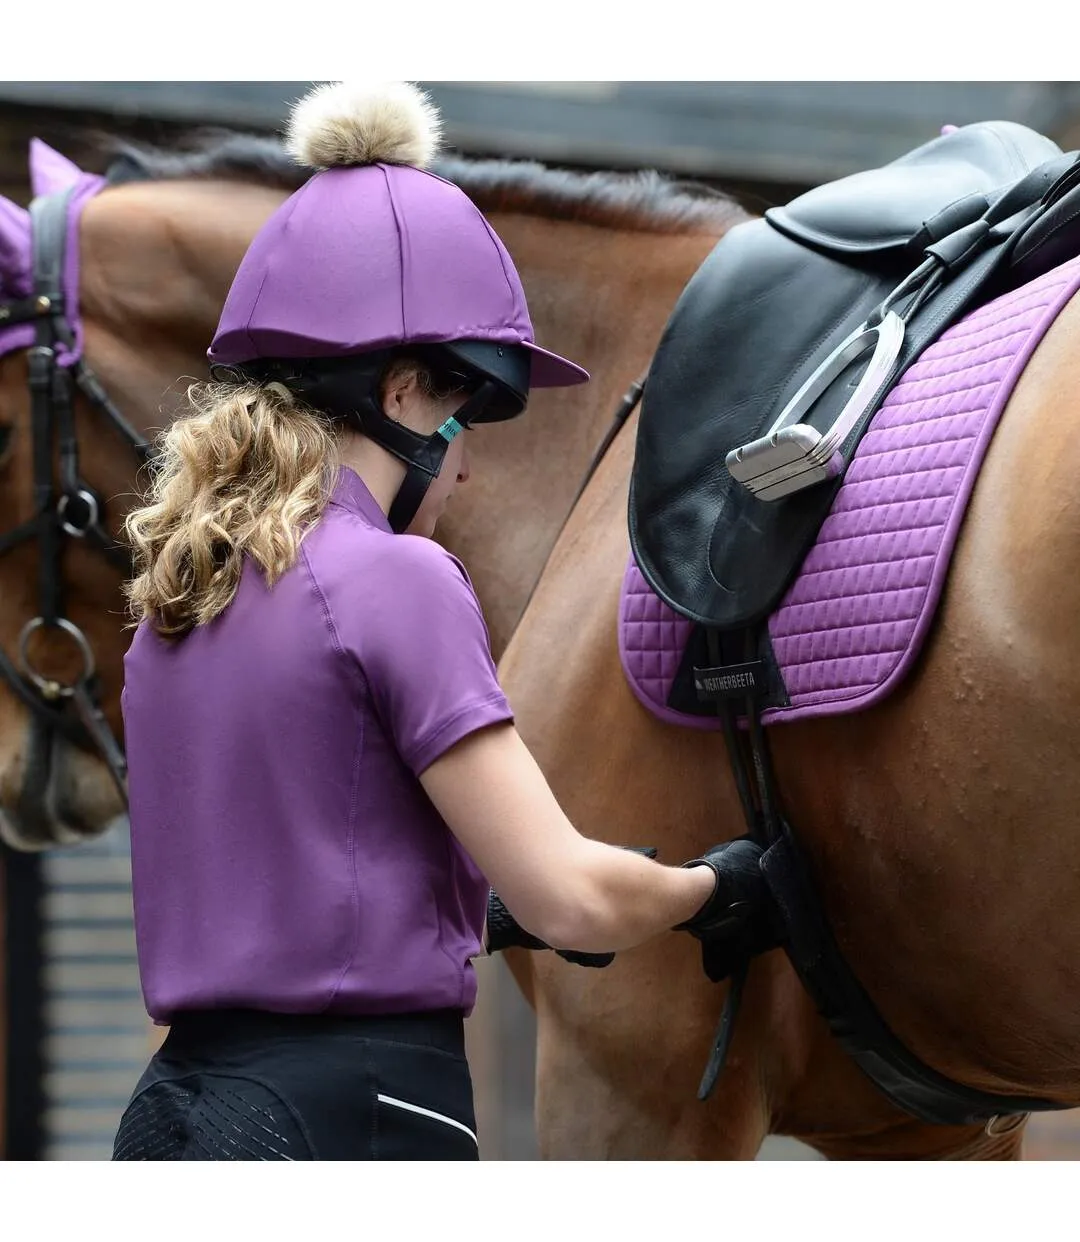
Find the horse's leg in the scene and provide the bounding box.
[499,424,820,1159]
[497,427,752,1156]
[531,944,776,1159]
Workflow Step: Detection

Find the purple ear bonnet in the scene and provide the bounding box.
[0,183,36,360]
[0,139,106,364]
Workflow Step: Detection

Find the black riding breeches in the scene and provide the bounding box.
[111,1008,478,1160]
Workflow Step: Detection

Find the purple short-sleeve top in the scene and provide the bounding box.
[121,467,512,1023]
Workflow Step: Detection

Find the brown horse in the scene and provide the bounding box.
[497,258,1080,1160]
[3,131,1073,1163]
[0,134,740,1153]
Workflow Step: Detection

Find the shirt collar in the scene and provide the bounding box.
[328,466,393,533]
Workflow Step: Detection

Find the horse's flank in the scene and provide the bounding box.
[497,266,1080,1158]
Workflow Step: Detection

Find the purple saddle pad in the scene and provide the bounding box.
[620,252,1080,729]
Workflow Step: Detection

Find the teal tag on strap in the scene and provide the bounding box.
[436,417,464,443]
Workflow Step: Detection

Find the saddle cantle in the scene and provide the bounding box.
[629,120,1080,632]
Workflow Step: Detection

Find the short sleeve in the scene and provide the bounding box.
[332,535,513,774]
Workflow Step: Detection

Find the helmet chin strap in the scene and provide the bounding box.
[367,380,498,533]
[386,415,464,532]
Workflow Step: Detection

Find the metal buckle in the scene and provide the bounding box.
[726,310,905,501]
[17,616,96,699]
[57,488,100,538]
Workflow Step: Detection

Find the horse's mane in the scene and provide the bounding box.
[102,129,748,236]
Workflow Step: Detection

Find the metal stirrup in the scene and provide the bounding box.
[725,310,905,501]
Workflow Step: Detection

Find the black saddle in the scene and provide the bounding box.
[629,120,1080,630]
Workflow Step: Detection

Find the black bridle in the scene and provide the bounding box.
[0,188,152,802]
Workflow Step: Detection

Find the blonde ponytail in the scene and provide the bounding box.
[124,381,338,638]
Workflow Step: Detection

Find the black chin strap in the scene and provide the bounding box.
[370,380,498,533]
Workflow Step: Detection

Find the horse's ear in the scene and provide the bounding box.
[0,195,31,298]
[29,137,85,199]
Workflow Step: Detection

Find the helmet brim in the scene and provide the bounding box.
[522,341,591,389]
[441,339,590,424]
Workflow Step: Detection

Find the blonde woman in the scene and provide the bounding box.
[111,82,728,1161]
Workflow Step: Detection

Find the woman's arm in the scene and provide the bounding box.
[419,720,715,953]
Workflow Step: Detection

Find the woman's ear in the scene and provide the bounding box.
[380,363,420,423]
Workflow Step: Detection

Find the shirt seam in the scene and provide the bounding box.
[416,693,510,1008]
[299,541,366,1013]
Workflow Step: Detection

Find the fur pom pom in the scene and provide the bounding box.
[285,81,443,170]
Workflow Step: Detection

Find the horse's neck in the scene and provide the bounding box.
[78,180,289,436]
[441,214,723,657]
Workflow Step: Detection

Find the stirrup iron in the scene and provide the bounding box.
[726,309,905,501]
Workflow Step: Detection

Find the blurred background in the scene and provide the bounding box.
[5,81,1080,210]
[1,80,1078,1162]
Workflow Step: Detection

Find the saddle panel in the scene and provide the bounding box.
[628,221,884,623]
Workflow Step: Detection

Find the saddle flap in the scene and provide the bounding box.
[766,120,1062,259]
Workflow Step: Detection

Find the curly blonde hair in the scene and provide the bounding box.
[124,380,338,638]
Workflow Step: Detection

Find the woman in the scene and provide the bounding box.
[111,81,731,1161]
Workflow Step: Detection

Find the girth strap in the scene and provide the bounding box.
[757,827,1064,1127]
[691,625,779,1099]
[691,624,1068,1126]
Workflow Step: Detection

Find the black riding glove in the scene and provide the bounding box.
[673,836,784,983]
[485,846,658,969]
[485,889,615,967]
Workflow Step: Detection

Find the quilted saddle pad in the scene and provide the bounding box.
[620,251,1080,728]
